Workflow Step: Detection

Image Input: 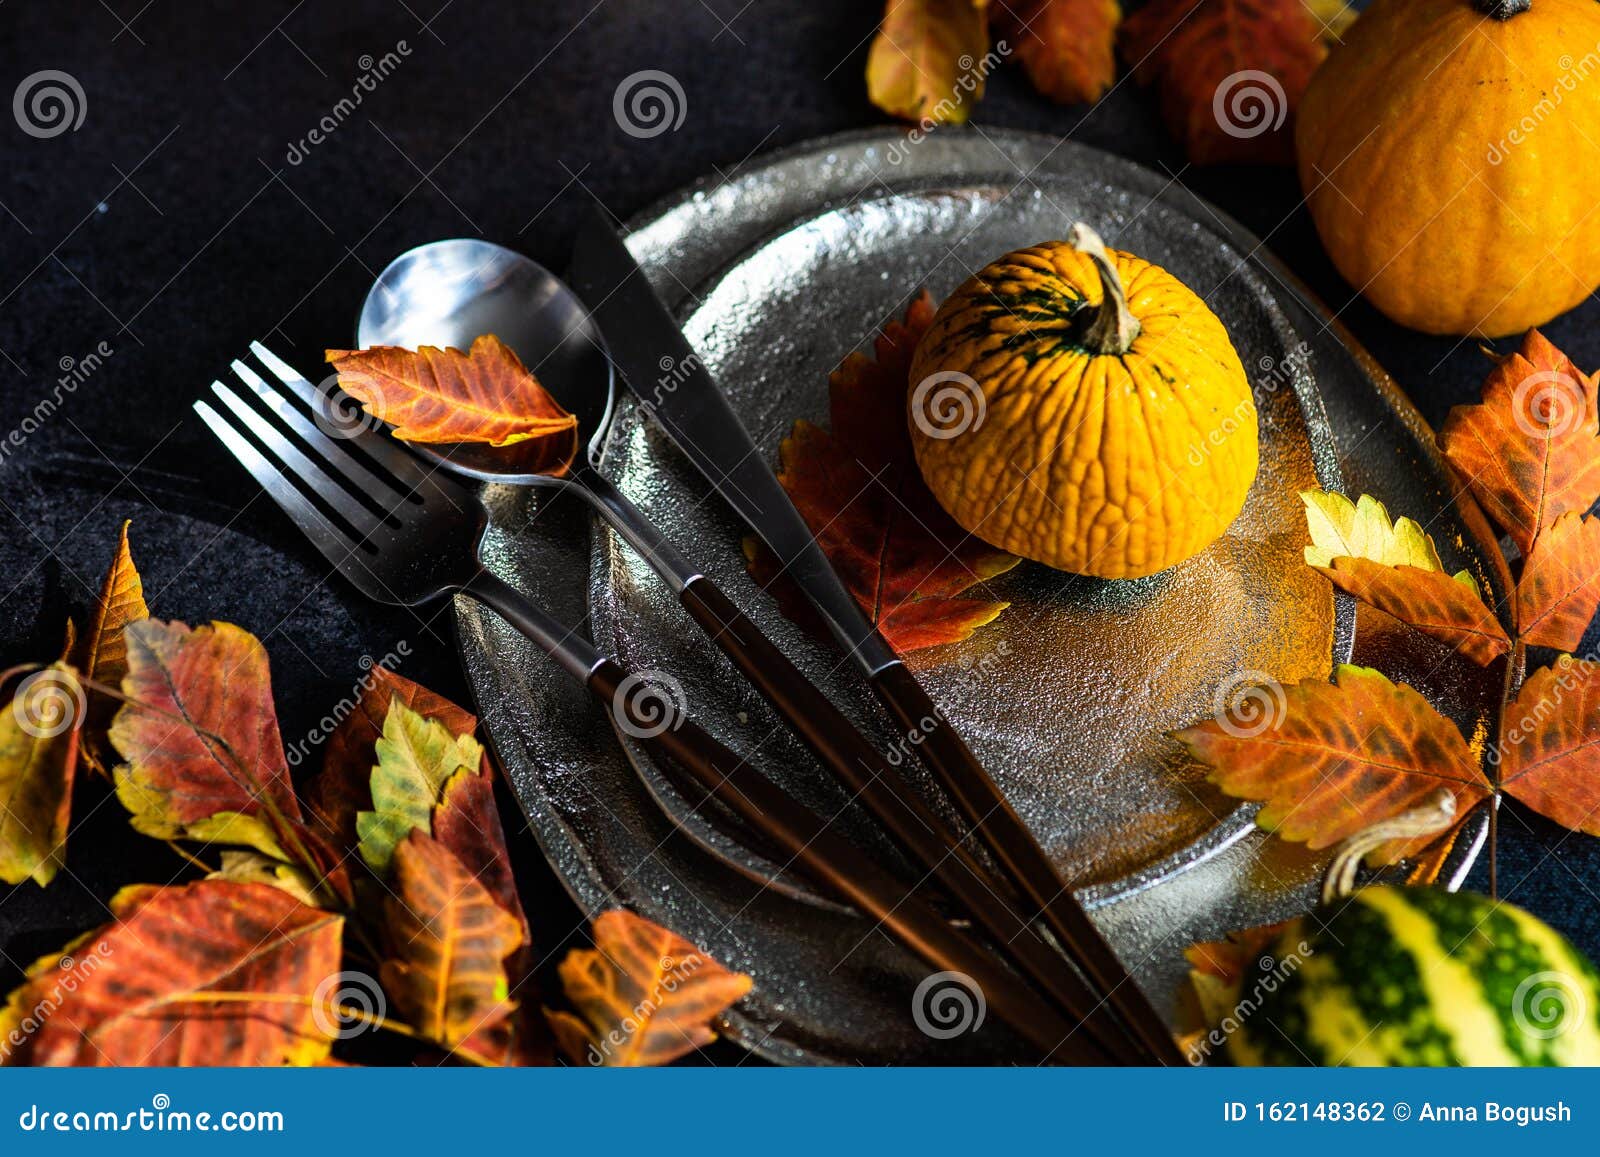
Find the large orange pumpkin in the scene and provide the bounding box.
[1296,0,1600,337]
[907,225,1258,580]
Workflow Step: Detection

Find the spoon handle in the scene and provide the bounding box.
[587,655,1108,1064]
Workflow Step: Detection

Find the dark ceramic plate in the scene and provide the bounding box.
[458,130,1497,1065]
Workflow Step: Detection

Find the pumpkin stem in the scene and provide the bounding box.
[1067,223,1141,355]
[1473,0,1529,17]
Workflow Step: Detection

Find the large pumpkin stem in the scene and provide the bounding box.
[1067,223,1141,355]
[1473,0,1529,17]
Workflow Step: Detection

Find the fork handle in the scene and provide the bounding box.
[586,656,1110,1065]
[677,574,1142,1062]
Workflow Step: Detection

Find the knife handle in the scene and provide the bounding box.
[586,655,1108,1064]
[868,660,1185,1066]
[678,574,1141,1062]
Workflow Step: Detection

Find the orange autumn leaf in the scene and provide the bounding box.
[1517,512,1600,653]
[1119,0,1325,165]
[547,910,752,1067]
[326,335,579,468]
[0,880,343,1066]
[77,520,148,776]
[1500,657,1600,836]
[745,291,1020,653]
[1438,330,1600,556]
[380,831,524,1051]
[1174,664,1491,862]
[109,619,306,857]
[867,0,991,125]
[995,0,1119,105]
[1318,557,1510,666]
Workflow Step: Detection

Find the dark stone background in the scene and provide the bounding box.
[1,0,1598,1061]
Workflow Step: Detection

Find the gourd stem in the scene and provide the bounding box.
[1321,789,1457,905]
[1067,223,1141,355]
[1473,0,1529,17]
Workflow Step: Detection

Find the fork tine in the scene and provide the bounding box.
[229,356,417,510]
[248,340,468,500]
[212,378,386,539]
[193,398,360,570]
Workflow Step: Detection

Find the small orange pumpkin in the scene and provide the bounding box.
[907,225,1258,579]
[1296,0,1600,337]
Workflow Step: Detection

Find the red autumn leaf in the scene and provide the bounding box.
[1438,330,1600,556]
[546,910,752,1067]
[1119,0,1325,165]
[1174,664,1491,862]
[1517,512,1600,652]
[380,831,524,1052]
[0,880,343,1066]
[326,335,579,470]
[109,619,306,856]
[1500,657,1600,835]
[745,291,1020,652]
[995,0,1119,105]
[1317,557,1510,666]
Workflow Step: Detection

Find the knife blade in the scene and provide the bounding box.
[566,207,1184,1064]
[568,208,897,675]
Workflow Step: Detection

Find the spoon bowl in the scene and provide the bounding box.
[357,238,615,481]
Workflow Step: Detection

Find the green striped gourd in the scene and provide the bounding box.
[1232,886,1600,1066]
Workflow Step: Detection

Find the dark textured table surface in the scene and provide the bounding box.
[3,0,1599,1059]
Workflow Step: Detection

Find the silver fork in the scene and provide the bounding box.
[192,342,1100,1064]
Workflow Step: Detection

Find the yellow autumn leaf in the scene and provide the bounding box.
[866,0,990,125]
[1301,490,1465,578]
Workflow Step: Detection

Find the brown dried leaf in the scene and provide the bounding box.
[994,0,1119,105]
[1500,657,1600,836]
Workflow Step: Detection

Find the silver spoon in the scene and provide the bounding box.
[354,239,1134,1055]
